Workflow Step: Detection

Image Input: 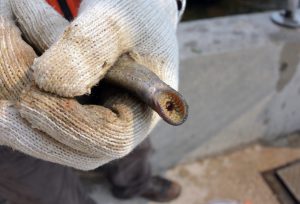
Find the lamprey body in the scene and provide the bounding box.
[106,56,188,126]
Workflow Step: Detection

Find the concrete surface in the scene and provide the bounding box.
[150,11,300,172]
[151,143,300,204]
[85,134,300,204]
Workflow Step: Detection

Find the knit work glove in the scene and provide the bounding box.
[33,0,182,96]
[0,0,185,170]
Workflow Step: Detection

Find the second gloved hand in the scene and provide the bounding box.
[26,0,182,97]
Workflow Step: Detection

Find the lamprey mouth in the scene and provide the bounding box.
[106,55,189,126]
[153,89,188,126]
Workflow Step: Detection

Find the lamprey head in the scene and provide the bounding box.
[153,89,188,126]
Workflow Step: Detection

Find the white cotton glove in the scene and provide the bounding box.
[0,0,112,170]
[0,0,185,170]
[31,0,182,96]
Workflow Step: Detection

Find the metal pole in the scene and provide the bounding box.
[271,0,300,28]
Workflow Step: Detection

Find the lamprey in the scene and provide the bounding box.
[106,56,188,126]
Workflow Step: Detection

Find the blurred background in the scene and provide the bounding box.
[148,1,300,204]
[182,0,285,21]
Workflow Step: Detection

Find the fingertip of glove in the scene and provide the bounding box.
[31,59,81,98]
[32,57,109,98]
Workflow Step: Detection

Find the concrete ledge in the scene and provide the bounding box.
[151,12,300,172]
[178,12,300,59]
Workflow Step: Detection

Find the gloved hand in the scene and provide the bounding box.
[16,0,184,96]
[0,0,185,170]
[0,0,100,170]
